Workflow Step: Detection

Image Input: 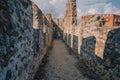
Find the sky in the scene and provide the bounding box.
[31,0,120,20]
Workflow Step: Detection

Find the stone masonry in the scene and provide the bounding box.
[63,0,77,48]
[0,0,53,80]
[77,16,120,80]
[0,0,120,80]
[53,0,120,79]
[81,14,120,27]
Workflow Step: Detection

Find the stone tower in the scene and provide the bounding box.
[63,0,77,47]
[64,0,77,26]
[64,0,77,34]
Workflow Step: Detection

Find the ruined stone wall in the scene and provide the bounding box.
[43,14,53,48]
[80,17,120,79]
[52,18,64,31]
[81,14,120,27]
[0,0,53,80]
[70,16,120,79]
[60,0,120,79]
[52,18,64,39]
[63,0,77,48]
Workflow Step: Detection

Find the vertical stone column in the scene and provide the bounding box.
[63,0,77,48]
[44,14,53,47]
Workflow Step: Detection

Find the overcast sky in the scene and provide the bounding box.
[31,0,120,20]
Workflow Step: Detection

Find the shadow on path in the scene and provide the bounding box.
[34,40,92,80]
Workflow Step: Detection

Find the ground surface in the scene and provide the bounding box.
[34,40,89,80]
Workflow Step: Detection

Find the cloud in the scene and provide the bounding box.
[49,0,57,5]
[77,0,120,19]
[77,9,82,17]
[31,0,120,19]
[88,8,98,14]
[104,3,118,14]
[31,0,66,18]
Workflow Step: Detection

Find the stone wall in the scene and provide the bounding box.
[81,14,120,27]
[0,0,53,80]
[63,0,77,48]
[63,15,120,79]
[52,0,120,79]
[52,18,64,39]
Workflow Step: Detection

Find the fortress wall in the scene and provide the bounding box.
[65,15,120,79]
[0,0,53,80]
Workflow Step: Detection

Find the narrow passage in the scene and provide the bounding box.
[34,40,89,80]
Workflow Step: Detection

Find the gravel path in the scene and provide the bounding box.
[34,40,89,80]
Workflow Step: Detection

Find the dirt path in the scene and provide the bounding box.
[34,40,89,80]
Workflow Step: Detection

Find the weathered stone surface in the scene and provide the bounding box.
[0,0,53,80]
[1,0,120,79]
[60,0,120,79]
[76,16,120,79]
[0,0,11,67]
[81,14,120,27]
[63,0,77,47]
[52,18,64,39]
